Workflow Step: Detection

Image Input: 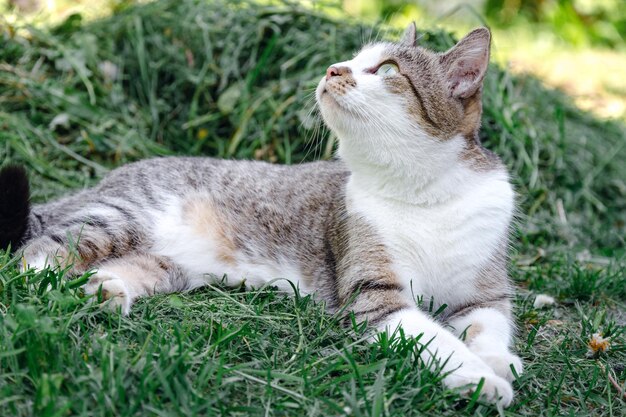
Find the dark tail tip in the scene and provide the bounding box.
[0,165,30,251]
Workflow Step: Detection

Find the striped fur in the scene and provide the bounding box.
[7,26,521,407]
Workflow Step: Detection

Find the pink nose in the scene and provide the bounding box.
[326,65,351,80]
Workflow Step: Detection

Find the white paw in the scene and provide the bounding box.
[478,351,523,382]
[444,365,514,407]
[20,253,52,273]
[84,272,132,315]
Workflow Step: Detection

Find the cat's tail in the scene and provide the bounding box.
[0,165,31,251]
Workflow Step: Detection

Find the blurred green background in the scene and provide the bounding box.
[6,0,624,119]
[341,0,626,119]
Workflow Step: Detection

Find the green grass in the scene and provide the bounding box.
[1,0,625,415]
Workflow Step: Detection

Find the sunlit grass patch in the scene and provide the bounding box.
[491,28,626,121]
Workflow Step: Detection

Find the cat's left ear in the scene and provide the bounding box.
[440,27,491,99]
[400,22,418,47]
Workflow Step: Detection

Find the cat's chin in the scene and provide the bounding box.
[318,97,354,134]
[317,89,358,123]
[318,91,340,110]
[316,78,345,112]
[318,93,342,118]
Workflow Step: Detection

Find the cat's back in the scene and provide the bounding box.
[98,156,348,200]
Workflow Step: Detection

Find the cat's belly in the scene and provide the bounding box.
[145,197,310,294]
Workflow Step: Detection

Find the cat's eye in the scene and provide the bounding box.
[375,62,399,76]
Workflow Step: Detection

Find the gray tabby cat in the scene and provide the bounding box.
[0,24,522,406]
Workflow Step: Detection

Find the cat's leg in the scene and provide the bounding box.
[379,307,514,406]
[19,205,144,274]
[84,253,188,315]
[448,305,523,382]
[344,286,513,406]
[333,216,514,406]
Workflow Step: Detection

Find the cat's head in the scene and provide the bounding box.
[316,24,491,151]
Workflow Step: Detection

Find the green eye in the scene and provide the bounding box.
[376,63,399,76]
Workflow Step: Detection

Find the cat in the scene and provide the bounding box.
[0,24,522,407]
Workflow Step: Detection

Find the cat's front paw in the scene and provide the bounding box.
[84,272,132,315]
[477,351,523,382]
[444,366,514,407]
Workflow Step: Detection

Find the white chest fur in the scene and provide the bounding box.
[346,167,514,311]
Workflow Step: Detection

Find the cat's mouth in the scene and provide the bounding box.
[318,87,338,106]
[318,85,346,110]
[316,77,358,121]
[320,91,349,114]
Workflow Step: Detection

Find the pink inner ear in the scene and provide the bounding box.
[443,29,490,99]
[447,51,488,98]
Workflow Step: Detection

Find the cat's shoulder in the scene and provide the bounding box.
[105,156,347,175]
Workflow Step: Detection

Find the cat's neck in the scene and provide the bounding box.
[338,132,498,206]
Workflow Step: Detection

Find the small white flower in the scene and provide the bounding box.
[98,60,119,83]
[49,113,70,131]
[533,294,556,309]
[587,332,610,358]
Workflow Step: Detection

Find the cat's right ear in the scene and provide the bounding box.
[400,22,418,47]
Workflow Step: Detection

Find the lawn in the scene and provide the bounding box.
[0,0,625,415]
